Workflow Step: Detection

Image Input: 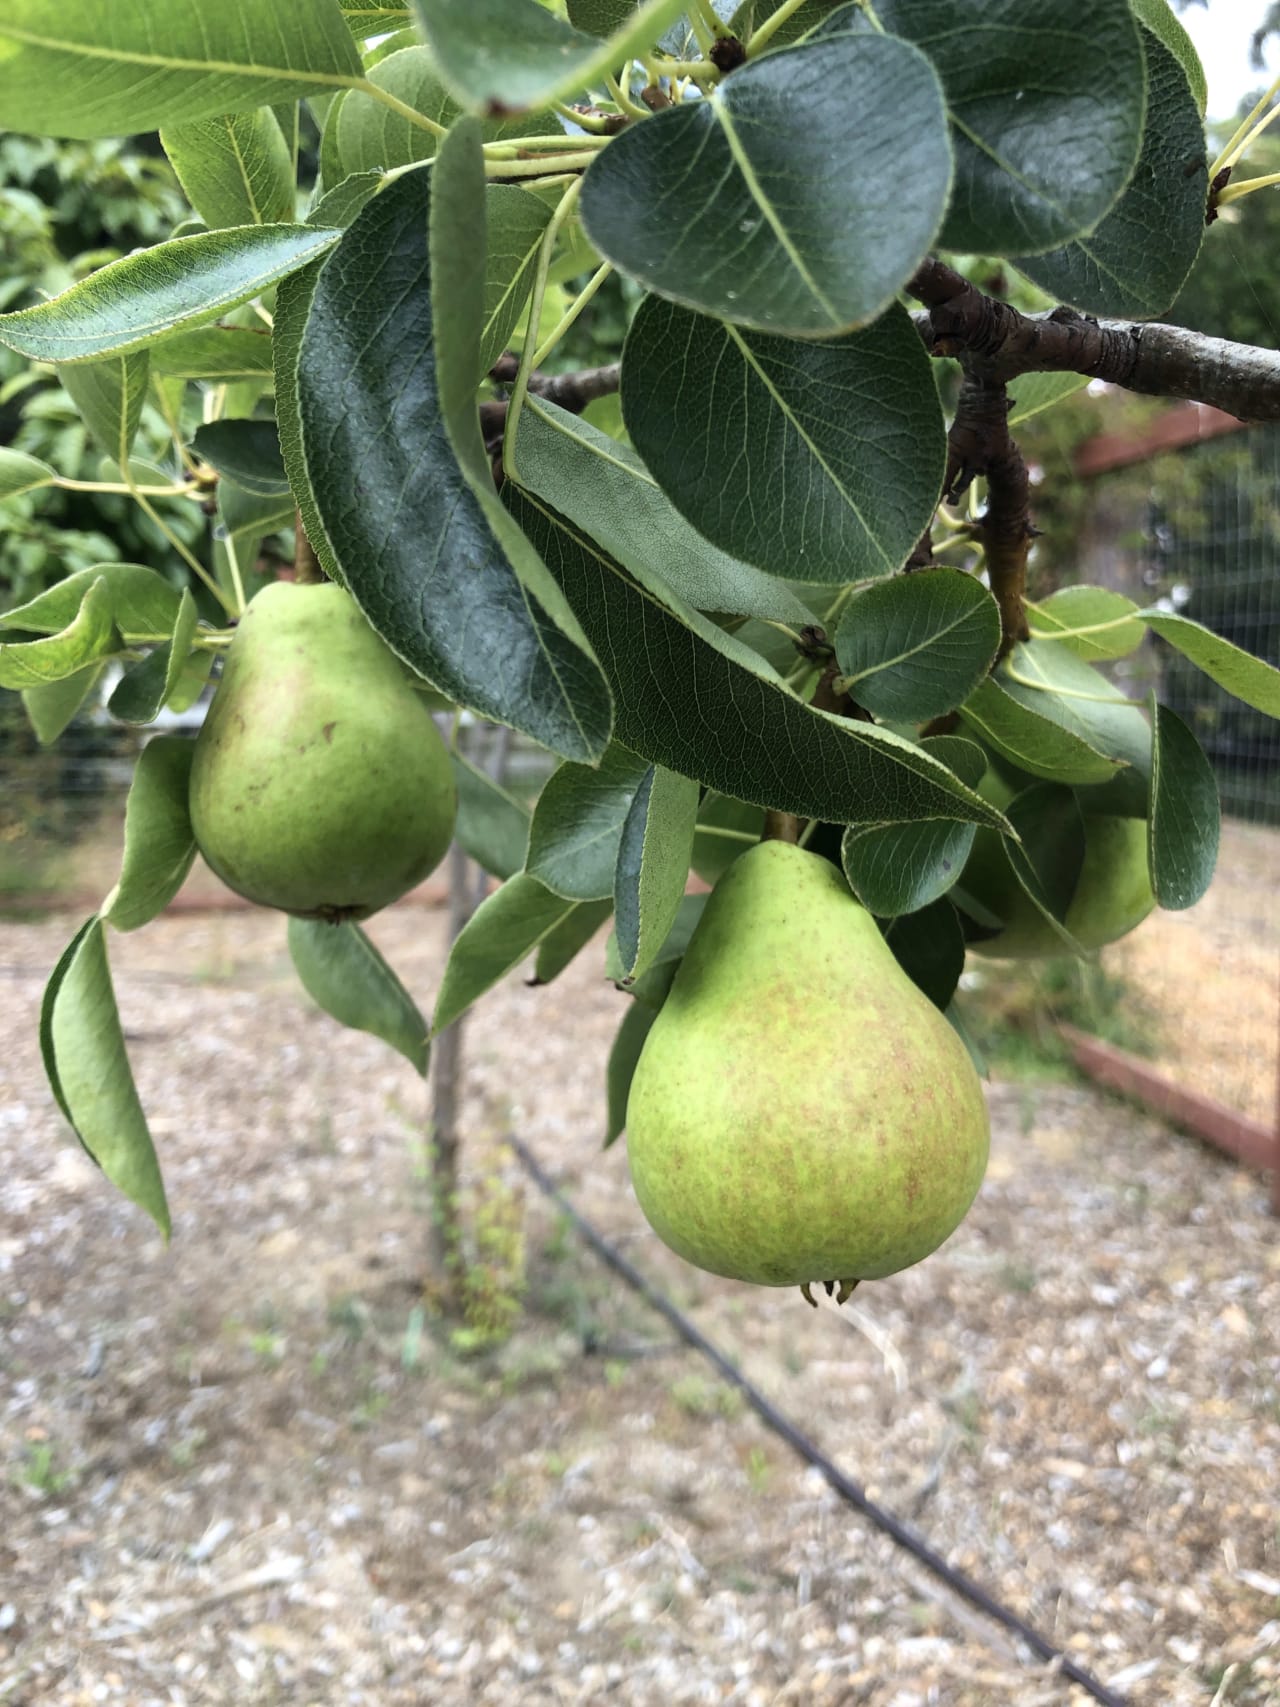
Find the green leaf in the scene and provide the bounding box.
[1016,30,1206,317]
[613,764,699,981]
[605,997,655,1147]
[297,133,612,760]
[41,918,169,1237]
[342,4,414,33]
[532,898,613,983]
[526,745,649,901]
[218,478,296,541]
[1145,612,1280,718]
[413,0,689,114]
[273,261,347,588]
[961,677,1122,786]
[620,298,945,583]
[1148,699,1218,909]
[307,169,384,229]
[58,352,150,462]
[863,0,1145,256]
[843,813,977,918]
[512,398,811,623]
[1002,781,1087,951]
[21,665,105,745]
[883,899,965,1011]
[479,187,554,376]
[0,577,122,689]
[0,0,362,140]
[1006,372,1091,426]
[1130,0,1207,114]
[580,33,950,335]
[432,873,581,1031]
[834,570,1001,720]
[452,753,531,880]
[509,489,1010,830]
[691,793,764,884]
[107,590,201,725]
[2,563,181,637]
[840,735,986,917]
[101,737,198,931]
[334,46,450,173]
[162,109,297,229]
[0,225,340,364]
[0,446,57,499]
[192,419,289,496]
[288,918,430,1073]
[1029,586,1147,661]
[1000,639,1153,775]
[150,324,275,379]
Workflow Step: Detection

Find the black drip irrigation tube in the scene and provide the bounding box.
[511,1136,1130,1707]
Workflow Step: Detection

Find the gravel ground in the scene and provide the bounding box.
[0,859,1278,1706]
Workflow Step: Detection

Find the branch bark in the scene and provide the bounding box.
[908,257,1280,421]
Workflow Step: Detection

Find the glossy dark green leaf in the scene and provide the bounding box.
[413,0,688,113]
[150,324,275,379]
[193,420,290,496]
[512,397,811,622]
[101,737,198,931]
[605,997,655,1147]
[453,753,531,881]
[289,917,430,1073]
[21,667,104,745]
[1000,640,1153,775]
[621,298,945,581]
[613,765,700,981]
[862,0,1145,256]
[834,570,1001,720]
[840,736,987,918]
[40,917,170,1237]
[162,109,297,229]
[273,261,347,588]
[1002,782,1087,950]
[432,873,581,1031]
[961,677,1121,786]
[1148,700,1219,910]
[532,898,613,983]
[0,578,122,689]
[0,0,362,140]
[526,745,649,901]
[0,226,339,364]
[1131,0,1207,113]
[1145,612,1280,718]
[296,146,612,758]
[58,353,150,462]
[580,33,951,335]
[1017,30,1205,317]
[1029,586,1147,661]
[883,900,965,1012]
[509,488,1010,831]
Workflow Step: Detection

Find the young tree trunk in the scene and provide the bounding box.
[426,725,512,1298]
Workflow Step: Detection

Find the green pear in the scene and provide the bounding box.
[960,756,1154,959]
[189,580,456,920]
[624,841,990,1291]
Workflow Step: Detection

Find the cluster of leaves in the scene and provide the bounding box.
[0,0,1279,1232]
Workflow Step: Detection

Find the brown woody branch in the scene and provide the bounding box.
[907,257,1280,422]
[943,373,1033,656]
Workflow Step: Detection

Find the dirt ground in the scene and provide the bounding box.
[1,839,1279,1706]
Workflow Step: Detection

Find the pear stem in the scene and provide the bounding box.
[293,510,325,585]
[762,809,801,844]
